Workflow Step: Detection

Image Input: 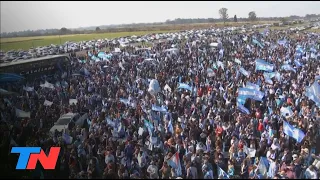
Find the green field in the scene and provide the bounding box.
[0,30,176,52]
[306,28,320,33]
[1,21,281,52]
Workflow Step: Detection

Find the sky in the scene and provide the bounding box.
[1,1,320,33]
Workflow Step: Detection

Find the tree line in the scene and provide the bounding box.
[1,12,319,38]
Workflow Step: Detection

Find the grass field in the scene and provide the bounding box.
[0,21,278,52]
[305,28,320,33]
[0,30,177,52]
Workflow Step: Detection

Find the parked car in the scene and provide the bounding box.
[49,112,88,134]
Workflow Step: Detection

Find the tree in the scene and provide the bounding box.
[60,27,68,35]
[280,17,288,25]
[96,27,101,31]
[219,8,229,24]
[248,11,257,22]
[234,15,237,22]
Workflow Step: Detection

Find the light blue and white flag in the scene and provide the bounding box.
[168,120,174,134]
[238,88,264,101]
[237,103,250,115]
[264,76,273,85]
[252,39,264,48]
[281,64,296,73]
[283,121,305,143]
[152,105,168,112]
[246,82,260,91]
[280,106,294,118]
[268,107,273,115]
[239,67,250,77]
[144,119,154,134]
[305,79,320,107]
[263,73,274,84]
[237,93,250,114]
[218,166,230,179]
[255,59,274,72]
[177,83,193,91]
[258,157,269,178]
[237,96,247,105]
[263,72,276,79]
[275,72,281,81]
[167,152,182,176]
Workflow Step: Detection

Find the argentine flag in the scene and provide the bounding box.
[238,88,264,101]
[167,120,174,134]
[258,157,269,178]
[252,39,264,48]
[167,152,182,176]
[239,67,250,77]
[177,83,193,91]
[237,103,250,115]
[263,72,275,79]
[144,119,154,135]
[152,105,168,112]
[305,79,320,107]
[246,82,260,91]
[283,121,305,143]
[255,59,274,72]
[281,64,296,73]
[280,107,293,118]
[218,166,229,179]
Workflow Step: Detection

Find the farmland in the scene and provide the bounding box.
[1,21,277,51]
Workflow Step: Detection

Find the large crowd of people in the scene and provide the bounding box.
[1,27,320,179]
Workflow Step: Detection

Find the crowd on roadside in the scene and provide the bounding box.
[1,27,320,179]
